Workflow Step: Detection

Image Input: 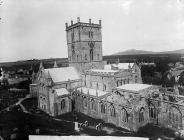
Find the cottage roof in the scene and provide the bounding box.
[44,67,80,83]
[116,84,152,92]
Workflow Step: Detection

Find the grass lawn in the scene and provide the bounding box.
[57,112,134,136]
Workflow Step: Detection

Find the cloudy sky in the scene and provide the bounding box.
[0,0,184,62]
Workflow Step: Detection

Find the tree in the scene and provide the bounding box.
[162,70,175,87]
[178,71,184,86]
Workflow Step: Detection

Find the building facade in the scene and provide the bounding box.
[30,18,184,133]
[30,62,81,116]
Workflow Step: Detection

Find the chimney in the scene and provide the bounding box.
[99,19,101,25]
[77,17,80,23]
[71,20,73,25]
[89,19,91,24]
[65,22,68,28]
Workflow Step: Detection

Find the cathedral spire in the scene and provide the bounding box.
[53,60,58,68]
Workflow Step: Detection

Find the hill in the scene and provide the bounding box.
[113,49,184,56]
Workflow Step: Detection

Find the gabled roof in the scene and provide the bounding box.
[44,67,80,83]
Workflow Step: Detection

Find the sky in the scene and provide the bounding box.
[0,0,184,62]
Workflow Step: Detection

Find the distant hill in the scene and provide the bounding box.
[113,49,184,55]
[0,58,68,72]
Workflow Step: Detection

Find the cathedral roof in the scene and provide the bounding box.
[112,63,134,69]
[89,69,119,75]
[77,87,108,97]
[44,67,80,83]
[116,84,152,92]
[55,88,69,96]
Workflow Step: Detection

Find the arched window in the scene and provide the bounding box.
[168,106,182,128]
[71,44,75,59]
[84,97,87,107]
[121,108,128,123]
[71,30,74,41]
[117,81,119,87]
[103,84,107,91]
[139,108,145,123]
[110,105,116,117]
[61,99,65,110]
[101,103,106,114]
[89,43,94,61]
[91,99,96,111]
[85,54,87,60]
[149,104,156,119]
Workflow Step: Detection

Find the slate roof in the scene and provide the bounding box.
[55,88,69,96]
[44,67,80,83]
[116,84,152,92]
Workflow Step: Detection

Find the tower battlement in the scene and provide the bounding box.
[66,17,102,31]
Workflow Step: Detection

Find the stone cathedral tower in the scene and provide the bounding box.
[66,17,104,74]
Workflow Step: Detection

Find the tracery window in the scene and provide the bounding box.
[91,99,96,111]
[71,44,75,59]
[149,104,156,119]
[139,108,145,123]
[101,103,106,113]
[71,30,74,42]
[110,105,116,117]
[168,106,182,128]
[84,97,87,107]
[121,108,128,123]
[103,84,107,91]
[61,99,65,110]
[89,43,94,61]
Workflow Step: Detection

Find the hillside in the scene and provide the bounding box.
[113,49,184,56]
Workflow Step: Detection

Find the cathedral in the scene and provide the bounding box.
[30,17,184,133]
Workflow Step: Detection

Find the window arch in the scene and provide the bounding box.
[89,43,94,61]
[109,105,116,117]
[61,99,65,110]
[71,30,74,41]
[71,44,75,59]
[116,80,119,87]
[91,99,96,111]
[168,106,182,128]
[101,103,106,114]
[149,103,156,119]
[121,108,128,123]
[85,54,87,60]
[103,84,107,91]
[84,97,87,107]
[139,107,145,123]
